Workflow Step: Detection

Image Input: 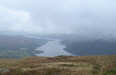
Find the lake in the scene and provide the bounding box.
[35,40,72,57]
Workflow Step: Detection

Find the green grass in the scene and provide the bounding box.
[104,68,116,75]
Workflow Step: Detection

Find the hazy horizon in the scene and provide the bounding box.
[0,0,116,40]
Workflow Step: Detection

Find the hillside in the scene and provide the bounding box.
[0,55,115,75]
[0,35,47,58]
[62,38,116,56]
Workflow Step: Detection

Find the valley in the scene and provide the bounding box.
[0,35,48,58]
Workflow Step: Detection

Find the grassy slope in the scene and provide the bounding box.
[0,35,47,58]
[0,55,116,75]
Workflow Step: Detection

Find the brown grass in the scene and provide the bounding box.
[0,55,116,75]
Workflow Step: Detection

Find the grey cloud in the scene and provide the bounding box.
[0,0,116,38]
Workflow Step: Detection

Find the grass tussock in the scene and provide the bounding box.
[0,55,115,75]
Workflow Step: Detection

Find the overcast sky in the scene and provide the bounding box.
[0,0,116,38]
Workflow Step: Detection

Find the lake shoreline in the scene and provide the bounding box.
[35,39,73,57]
